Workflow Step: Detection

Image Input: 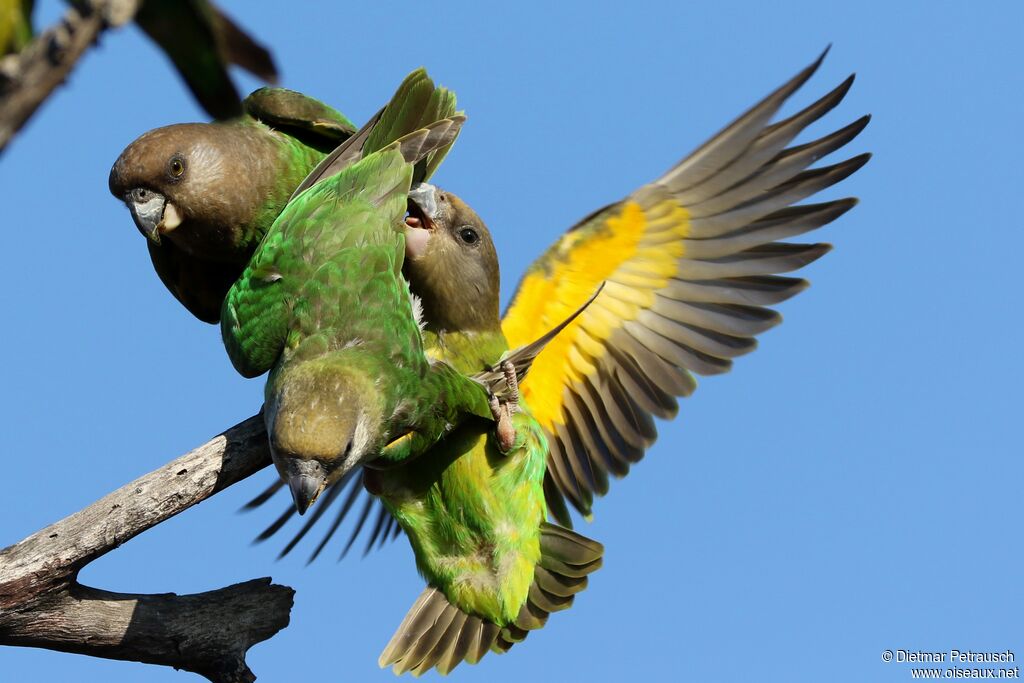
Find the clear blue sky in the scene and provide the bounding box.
[1,2,1020,681]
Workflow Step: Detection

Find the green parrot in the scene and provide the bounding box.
[246,49,868,673]
[250,46,869,564]
[391,50,871,528]
[216,76,607,668]
[252,49,870,543]
[358,197,606,675]
[369,409,604,676]
[222,94,586,514]
[109,70,455,324]
[220,115,480,512]
[108,86,355,322]
[0,0,31,56]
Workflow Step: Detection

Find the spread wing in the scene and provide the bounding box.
[242,50,870,557]
[501,50,870,525]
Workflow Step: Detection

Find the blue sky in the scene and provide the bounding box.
[1,1,1020,681]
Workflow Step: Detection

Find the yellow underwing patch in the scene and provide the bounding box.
[502,199,690,431]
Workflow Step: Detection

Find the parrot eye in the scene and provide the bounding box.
[167,155,186,180]
[458,227,479,245]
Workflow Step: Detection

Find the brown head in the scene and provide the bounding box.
[108,121,285,262]
[265,357,385,513]
[403,183,501,333]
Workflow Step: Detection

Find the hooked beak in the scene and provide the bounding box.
[407,183,438,221]
[405,183,438,260]
[278,458,328,515]
[125,188,182,244]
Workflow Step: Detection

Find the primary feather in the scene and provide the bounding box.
[248,49,869,550]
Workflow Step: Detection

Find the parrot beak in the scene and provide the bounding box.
[278,458,328,514]
[405,183,438,260]
[125,188,182,245]
[407,183,439,221]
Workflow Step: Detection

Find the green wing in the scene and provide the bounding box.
[221,228,292,378]
[221,141,423,379]
[243,87,356,151]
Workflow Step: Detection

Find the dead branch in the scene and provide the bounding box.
[0,0,140,153]
[0,414,288,682]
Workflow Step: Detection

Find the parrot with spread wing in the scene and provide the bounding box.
[236,50,867,674]
[249,48,870,546]
[212,71,611,670]
[109,70,456,323]
[362,211,607,676]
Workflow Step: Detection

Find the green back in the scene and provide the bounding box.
[221,146,415,378]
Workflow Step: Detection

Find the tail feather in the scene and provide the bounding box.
[391,116,466,168]
[379,587,439,667]
[533,565,589,597]
[402,604,459,675]
[380,524,603,676]
[436,612,476,675]
[470,622,500,665]
[411,610,467,676]
[380,587,501,677]
[495,523,604,651]
[289,69,459,201]
[539,521,604,560]
[527,581,574,613]
[512,599,549,631]
[365,69,455,154]
[538,553,603,578]
[364,69,458,183]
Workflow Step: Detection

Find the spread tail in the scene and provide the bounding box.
[379,523,603,676]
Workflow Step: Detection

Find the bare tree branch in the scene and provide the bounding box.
[0,414,288,682]
[0,0,140,154]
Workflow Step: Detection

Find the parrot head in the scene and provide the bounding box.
[404,183,501,332]
[108,122,258,255]
[264,358,384,514]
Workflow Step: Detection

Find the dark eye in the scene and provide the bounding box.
[458,227,479,245]
[167,155,186,179]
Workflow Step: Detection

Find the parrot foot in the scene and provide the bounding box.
[490,360,520,453]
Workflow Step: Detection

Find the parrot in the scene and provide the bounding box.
[356,199,607,675]
[249,48,871,550]
[243,48,869,674]
[223,83,598,518]
[68,0,277,119]
[108,70,457,324]
[0,0,31,56]
[219,111,499,513]
[211,64,611,669]
[368,404,605,676]
[108,86,355,323]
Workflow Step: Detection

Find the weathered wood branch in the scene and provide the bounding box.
[0,414,288,682]
[0,0,140,153]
